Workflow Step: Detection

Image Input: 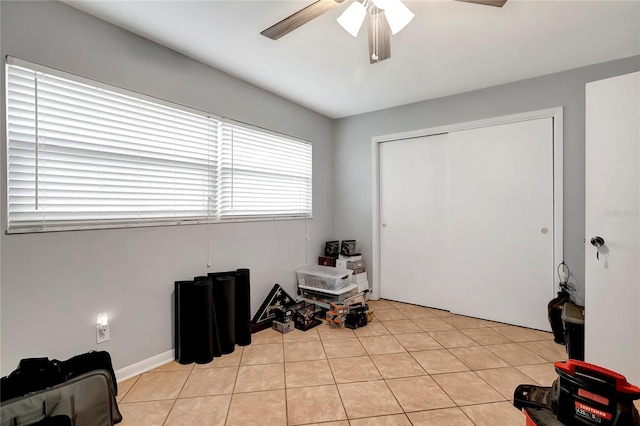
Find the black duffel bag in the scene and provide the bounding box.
[0,358,65,402]
[1,351,117,402]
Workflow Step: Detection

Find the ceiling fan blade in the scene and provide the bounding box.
[454,0,508,7]
[367,8,391,64]
[261,0,345,40]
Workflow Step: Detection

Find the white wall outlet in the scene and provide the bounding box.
[96,324,110,344]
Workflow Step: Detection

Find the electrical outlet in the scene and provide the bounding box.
[96,324,110,344]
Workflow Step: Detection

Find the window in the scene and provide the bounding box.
[220,122,312,218]
[5,58,312,233]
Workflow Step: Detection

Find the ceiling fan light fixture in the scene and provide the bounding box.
[337,1,367,37]
[383,0,415,34]
[371,0,390,9]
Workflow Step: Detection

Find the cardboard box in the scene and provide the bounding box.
[326,305,347,328]
[318,256,336,267]
[335,258,348,269]
[326,311,345,324]
[272,320,295,334]
[357,280,370,293]
[347,260,365,270]
[352,272,368,284]
[366,309,375,322]
[339,254,362,261]
[330,301,349,315]
[344,292,366,307]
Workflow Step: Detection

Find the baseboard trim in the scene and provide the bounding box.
[115,349,174,383]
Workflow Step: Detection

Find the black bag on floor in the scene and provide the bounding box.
[1,351,118,403]
[0,358,65,402]
[61,351,118,396]
[1,370,121,426]
[547,289,571,344]
[32,416,72,426]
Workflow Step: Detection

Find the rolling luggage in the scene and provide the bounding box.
[1,370,122,426]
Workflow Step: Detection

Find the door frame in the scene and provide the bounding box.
[371,107,564,303]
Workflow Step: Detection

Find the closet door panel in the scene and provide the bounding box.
[379,134,451,310]
[447,118,554,330]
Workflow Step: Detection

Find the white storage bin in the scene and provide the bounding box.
[296,265,352,291]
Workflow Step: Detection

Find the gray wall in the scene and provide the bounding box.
[0,1,335,374]
[334,56,640,306]
[2,0,638,377]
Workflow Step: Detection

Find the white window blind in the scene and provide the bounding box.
[5,58,312,234]
[220,121,312,219]
[6,61,218,233]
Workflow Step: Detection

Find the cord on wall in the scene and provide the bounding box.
[207,208,211,268]
[206,118,212,268]
[305,216,310,263]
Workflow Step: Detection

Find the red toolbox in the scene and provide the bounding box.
[514,359,640,425]
[523,407,565,426]
[554,360,640,425]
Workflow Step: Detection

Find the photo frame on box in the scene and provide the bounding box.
[340,240,356,256]
[324,240,340,258]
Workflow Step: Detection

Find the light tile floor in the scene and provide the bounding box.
[116,299,583,425]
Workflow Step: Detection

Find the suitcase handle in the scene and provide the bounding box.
[555,360,640,396]
[8,395,61,426]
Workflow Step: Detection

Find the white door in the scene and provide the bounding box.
[379,134,451,310]
[585,72,639,384]
[447,118,555,331]
[378,117,556,330]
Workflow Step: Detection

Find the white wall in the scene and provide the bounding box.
[0,1,335,374]
[334,56,640,306]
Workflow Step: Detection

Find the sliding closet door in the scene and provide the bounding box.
[379,134,451,310]
[447,118,554,330]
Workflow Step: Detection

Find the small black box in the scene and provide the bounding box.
[275,305,294,323]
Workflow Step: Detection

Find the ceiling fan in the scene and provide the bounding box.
[261,0,507,64]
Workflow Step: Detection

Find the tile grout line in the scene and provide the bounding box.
[322,330,350,424]
[115,374,140,403]
[312,328,346,425]
[364,308,457,422]
[138,299,554,425]
[224,349,244,426]
[160,363,194,425]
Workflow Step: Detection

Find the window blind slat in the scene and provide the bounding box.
[7,62,217,231]
[219,122,311,218]
[6,60,311,233]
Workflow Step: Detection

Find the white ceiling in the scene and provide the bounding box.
[64,0,640,119]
